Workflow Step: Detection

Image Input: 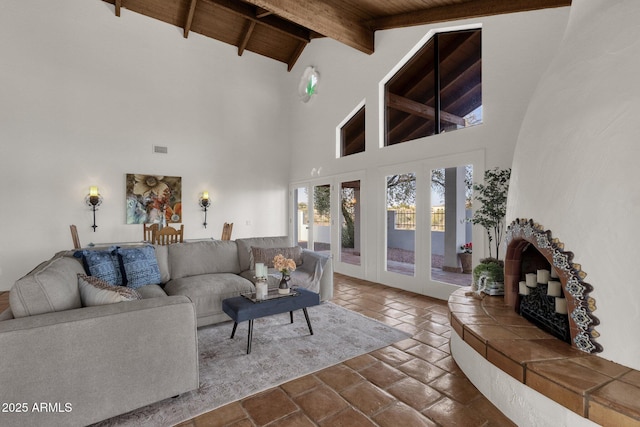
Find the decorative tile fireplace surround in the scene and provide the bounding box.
[504,219,601,354]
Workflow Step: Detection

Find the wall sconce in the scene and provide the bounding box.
[85,186,103,232]
[199,191,211,228]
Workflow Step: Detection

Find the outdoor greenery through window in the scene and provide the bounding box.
[386,173,416,276]
[384,28,482,146]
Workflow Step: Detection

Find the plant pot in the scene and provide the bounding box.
[458,253,472,273]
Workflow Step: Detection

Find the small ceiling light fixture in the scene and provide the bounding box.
[298,66,320,103]
[86,186,103,232]
[199,191,211,228]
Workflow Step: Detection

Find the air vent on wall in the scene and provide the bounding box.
[153,145,168,154]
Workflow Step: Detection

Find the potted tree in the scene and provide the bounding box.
[469,167,511,294]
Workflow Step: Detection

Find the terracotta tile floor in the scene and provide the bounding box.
[176,273,514,427]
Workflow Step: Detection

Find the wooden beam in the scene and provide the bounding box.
[287,40,307,72]
[256,7,272,18]
[370,0,572,31]
[241,0,374,54]
[238,21,256,56]
[205,0,310,43]
[115,0,121,17]
[387,93,465,126]
[184,0,198,38]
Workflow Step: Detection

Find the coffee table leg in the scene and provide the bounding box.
[290,311,294,323]
[230,322,238,339]
[303,308,313,335]
[247,319,254,354]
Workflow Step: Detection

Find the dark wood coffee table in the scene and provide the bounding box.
[221,288,320,354]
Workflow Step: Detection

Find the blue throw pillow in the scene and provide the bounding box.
[76,247,123,286]
[117,245,161,289]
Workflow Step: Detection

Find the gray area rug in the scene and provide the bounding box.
[95,302,410,427]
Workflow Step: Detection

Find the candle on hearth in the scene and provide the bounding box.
[526,273,538,287]
[555,297,568,314]
[537,269,550,284]
[550,268,558,279]
[547,280,562,297]
[519,281,530,295]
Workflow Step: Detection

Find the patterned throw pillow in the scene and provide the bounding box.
[117,245,161,289]
[251,246,303,268]
[75,247,123,286]
[78,274,141,307]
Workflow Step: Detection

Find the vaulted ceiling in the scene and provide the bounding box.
[103,0,571,71]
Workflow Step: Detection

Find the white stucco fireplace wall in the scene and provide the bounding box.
[506,0,640,371]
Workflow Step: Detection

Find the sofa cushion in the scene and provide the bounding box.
[76,247,123,286]
[236,236,293,272]
[135,284,168,299]
[153,244,171,283]
[78,274,142,306]
[251,246,303,268]
[10,254,85,318]
[168,240,241,279]
[164,273,253,319]
[117,245,162,289]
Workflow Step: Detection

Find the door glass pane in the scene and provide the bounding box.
[386,173,416,276]
[340,180,361,265]
[294,187,308,249]
[313,184,331,255]
[430,165,473,286]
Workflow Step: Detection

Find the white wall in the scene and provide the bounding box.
[285,8,570,295]
[507,0,640,370]
[0,0,291,290]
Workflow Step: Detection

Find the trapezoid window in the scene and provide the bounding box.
[340,105,365,157]
[384,29,482,146]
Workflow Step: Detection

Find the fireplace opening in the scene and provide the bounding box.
[518,245,570,344]
[504,219,602,354]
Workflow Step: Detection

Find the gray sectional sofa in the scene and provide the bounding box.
[0,236,332,427]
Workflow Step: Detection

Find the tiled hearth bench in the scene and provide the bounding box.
[448,287,640,426]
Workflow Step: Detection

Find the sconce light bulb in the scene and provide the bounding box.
[89,186,99,197]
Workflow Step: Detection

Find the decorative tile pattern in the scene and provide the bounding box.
[505,218,601,353]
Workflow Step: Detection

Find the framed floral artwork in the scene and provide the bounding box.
[126,174,182,224]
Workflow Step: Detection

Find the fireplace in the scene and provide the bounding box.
[503,218,602,354]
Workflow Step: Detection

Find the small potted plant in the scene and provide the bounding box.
[458,242,472,273]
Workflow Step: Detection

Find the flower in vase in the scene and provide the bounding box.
[273,254,297,275]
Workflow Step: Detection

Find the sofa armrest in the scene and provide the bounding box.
[300,250,333,301]
[0,296,199,427]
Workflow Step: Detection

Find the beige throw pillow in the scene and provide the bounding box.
[251,246,303,268]
[78,274,142,307]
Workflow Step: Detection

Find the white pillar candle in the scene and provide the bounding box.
[547,280,562,297]
[525,273,538,287]
[550,268,559,279]
[256,280,268,300]
[537,269,550,285]
[255,263,265,278]
[555,297,568,314]
[518,281,530,295]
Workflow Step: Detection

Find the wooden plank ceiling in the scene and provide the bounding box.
[104,0,571,71]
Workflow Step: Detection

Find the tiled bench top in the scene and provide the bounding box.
[448,287,640,426]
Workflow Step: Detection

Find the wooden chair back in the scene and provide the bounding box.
[143,223,159,243]
[70,225,81,249]
[155,225,184,245]
[221,222,233,240]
